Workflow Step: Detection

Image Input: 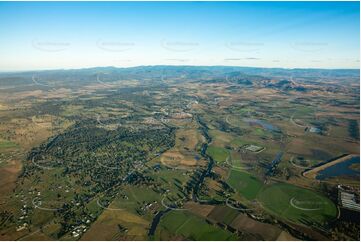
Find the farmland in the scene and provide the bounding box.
[155,210,238,240]
[0,66,359,240]
[227,169,264,200]
[258,183,338,225]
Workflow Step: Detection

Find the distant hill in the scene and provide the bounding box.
[261,79,307,91]
[0,66,359,91]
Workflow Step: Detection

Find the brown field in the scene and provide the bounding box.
[17,230,53,241]
[213,166,228,179]
[160,150,192,166]
[253,88,279,95]
[0,104,9,111]
[81,209,149,241]
[286,138,316,157]
[184,202,215,218]
[0,118,51,150]
[207,206,238,224]
[5,90,43,100]
[277,231,299,241]
[0,229,27,241]
[229,214,283,240]
[207,179,221,190]
[209,129,234,147]
[0,159,22,195]
[160,128,203,167]
[285,134,359,163]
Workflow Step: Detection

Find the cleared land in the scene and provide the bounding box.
[156,210,238,240]
[258,183,338,225]
[0,66,359,241]
[206,146,229,163]
[227,169,264,200]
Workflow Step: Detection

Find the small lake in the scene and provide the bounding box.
[243,118,280,132]
[316,156,360,180]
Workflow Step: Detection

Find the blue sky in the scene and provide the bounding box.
[0,1,359,71]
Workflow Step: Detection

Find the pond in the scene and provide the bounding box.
[316,156,360,180]
[243,118,280,132]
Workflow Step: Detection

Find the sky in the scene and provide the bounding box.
[0,1,359,71]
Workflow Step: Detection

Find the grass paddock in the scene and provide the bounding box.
[258,183,337,225]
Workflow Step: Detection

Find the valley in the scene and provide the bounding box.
[0,66,359,240]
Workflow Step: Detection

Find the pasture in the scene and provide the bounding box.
[227,169,264,200]
[258,183,337,225]
[156,210,238,240]
[227,169,337,226]
[206,146,229,163]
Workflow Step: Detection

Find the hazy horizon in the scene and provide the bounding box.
[0,64,360,74]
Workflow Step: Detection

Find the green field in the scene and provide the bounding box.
[0,140,18,149]
[107,185,162,213]
[230,138,248,147]
[253,128,265,136]
[206,146,229,163]
[227,169,264,200]
[227,169,337,226]
[258,183,337,225]
[157,210,238,240]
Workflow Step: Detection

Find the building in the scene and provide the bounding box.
[338,185,360,211]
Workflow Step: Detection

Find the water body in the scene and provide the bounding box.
[316,156,360,180]
[192,116,215,202]
[148,115,216,236]
[266,152,283,176]
[243,118,280,132]
[271,152,283,166]
[148,208,171,236]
